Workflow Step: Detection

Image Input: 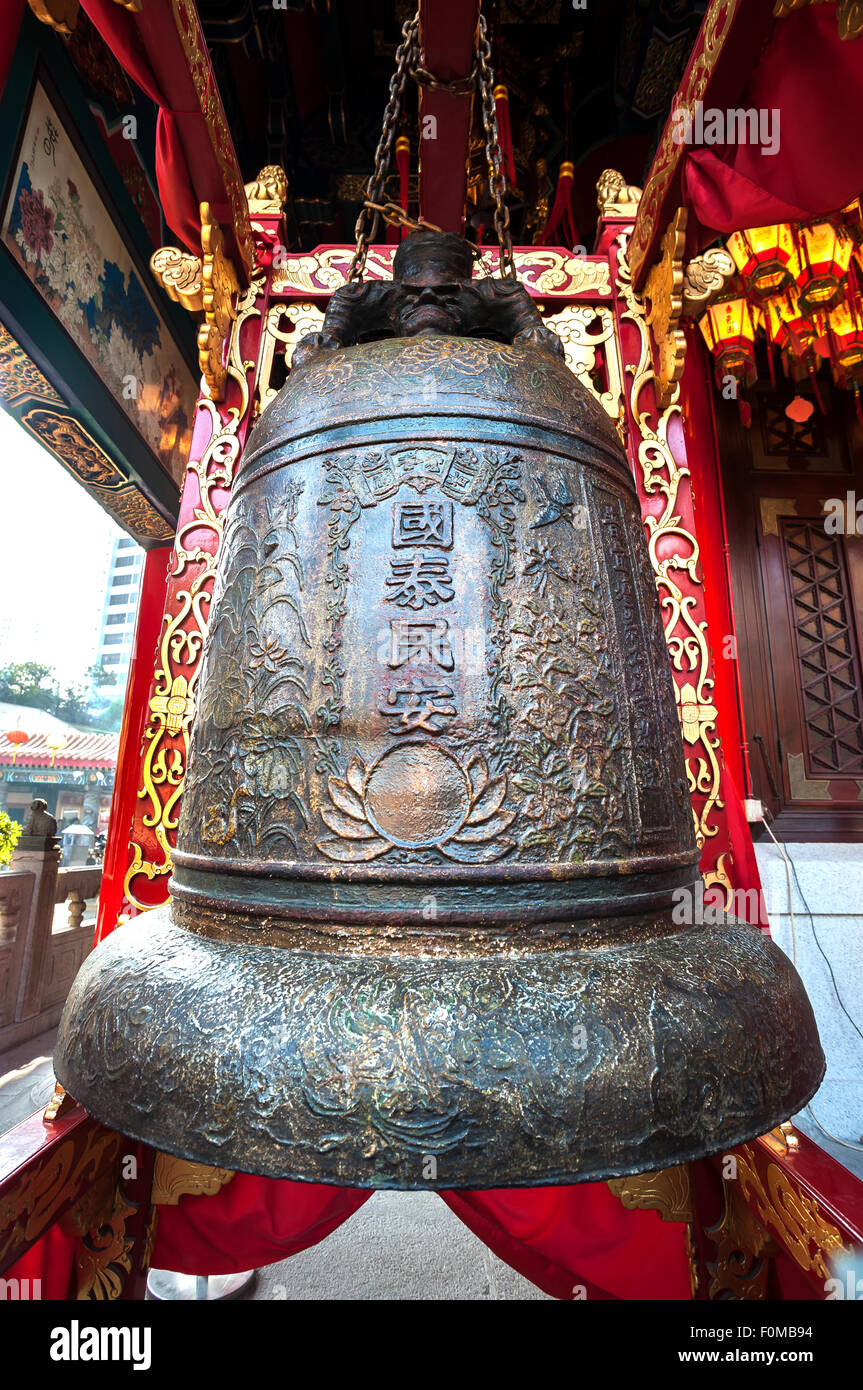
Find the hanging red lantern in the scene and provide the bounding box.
[4,729,29,766]
[764,286,818,362]
[699,297,761,426]
[727,224,795,300]
[698,297,760,386]
[792,221,854,316]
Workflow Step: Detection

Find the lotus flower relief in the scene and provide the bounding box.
[316,745,516,863]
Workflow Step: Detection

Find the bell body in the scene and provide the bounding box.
[56,329,823,1187]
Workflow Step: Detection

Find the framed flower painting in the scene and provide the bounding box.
[1,76,197,487]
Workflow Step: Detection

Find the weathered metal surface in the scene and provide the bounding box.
[57,910,823,1187]
[55,232,824,1187]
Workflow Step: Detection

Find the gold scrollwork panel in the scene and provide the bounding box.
[124,276,263,909]
[615,232,725,892]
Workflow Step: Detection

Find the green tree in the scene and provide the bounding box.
[0,661,58,711]
[0,809,21,867]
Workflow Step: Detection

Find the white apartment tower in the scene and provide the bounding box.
[97,535,144,687]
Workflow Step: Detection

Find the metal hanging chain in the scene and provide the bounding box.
[349,8,515,281]
[476,13,516,279]
[350,14,420,281]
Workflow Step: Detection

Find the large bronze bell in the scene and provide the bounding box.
[56,233,823,1188]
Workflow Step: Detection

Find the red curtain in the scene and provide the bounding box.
[151,1177,691,1301]
[80,0,208,253]
[684,7,863,245]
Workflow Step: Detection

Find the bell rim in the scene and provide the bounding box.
[55,907,825,1191]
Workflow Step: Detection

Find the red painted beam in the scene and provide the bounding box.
[418,0,481,234]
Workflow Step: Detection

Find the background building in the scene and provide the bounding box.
[96,535,144,689]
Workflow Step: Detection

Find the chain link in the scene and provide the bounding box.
[349,8,515,282]
[349,14,420,281]
[476,14,516,278]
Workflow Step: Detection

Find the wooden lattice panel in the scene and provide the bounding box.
[782,521,863,776]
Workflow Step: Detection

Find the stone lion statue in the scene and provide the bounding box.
[244,166,289,212]
[596,168,642,214]
[23,798,57,839]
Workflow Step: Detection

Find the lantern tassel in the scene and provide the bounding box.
[539,160,578,248]
[767,342,776,387]
[738,389,752,429]
[808,364,825,414]
[855,382,863,429]
[493,84,516,187]
[387,134,411,244]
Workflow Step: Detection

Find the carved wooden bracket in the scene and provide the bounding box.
[197,203,240,402]
[643,207,688,409]
[149,246,204,314]
[151,1153,235,1205]
[682,246,736,318]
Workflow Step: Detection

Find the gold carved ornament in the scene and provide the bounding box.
[615,232,727,904]
[18,406,174,543]
[60,1163,145,1299]
[0,1130,122,1271]
[149,245,204,314]
[124,275,262,910]
[270,246,611,299]
[28,0,139,36]
[256,301,326,417]
[198,203,240,403]
[706,1144,850,1299]
[542,303,624,422]
[682,246,735,318]
[596,168,643,220]
[245,165,289,216]
[643,208,688,409]
[608,1165,700,1294]
[151,1153,235,1205]
[0,323,63,407]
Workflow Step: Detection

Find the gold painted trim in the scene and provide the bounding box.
[735,1144,850,1280]
[644,208,688,409]
[759,497,798,537]
[787,751,832,801]
[608,1164,694,1223]
[774,0,863,41]
[151,1153,235,1205]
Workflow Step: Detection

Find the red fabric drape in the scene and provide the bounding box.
[150,1176,691,1300]
[444,1185,692,1300]
[683,7,863,246]
[80,0,208,253]
[152,1176,372,1277]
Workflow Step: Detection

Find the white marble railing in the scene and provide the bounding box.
[0,847,96,1054]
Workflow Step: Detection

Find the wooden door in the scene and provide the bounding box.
[718,373,863,838]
